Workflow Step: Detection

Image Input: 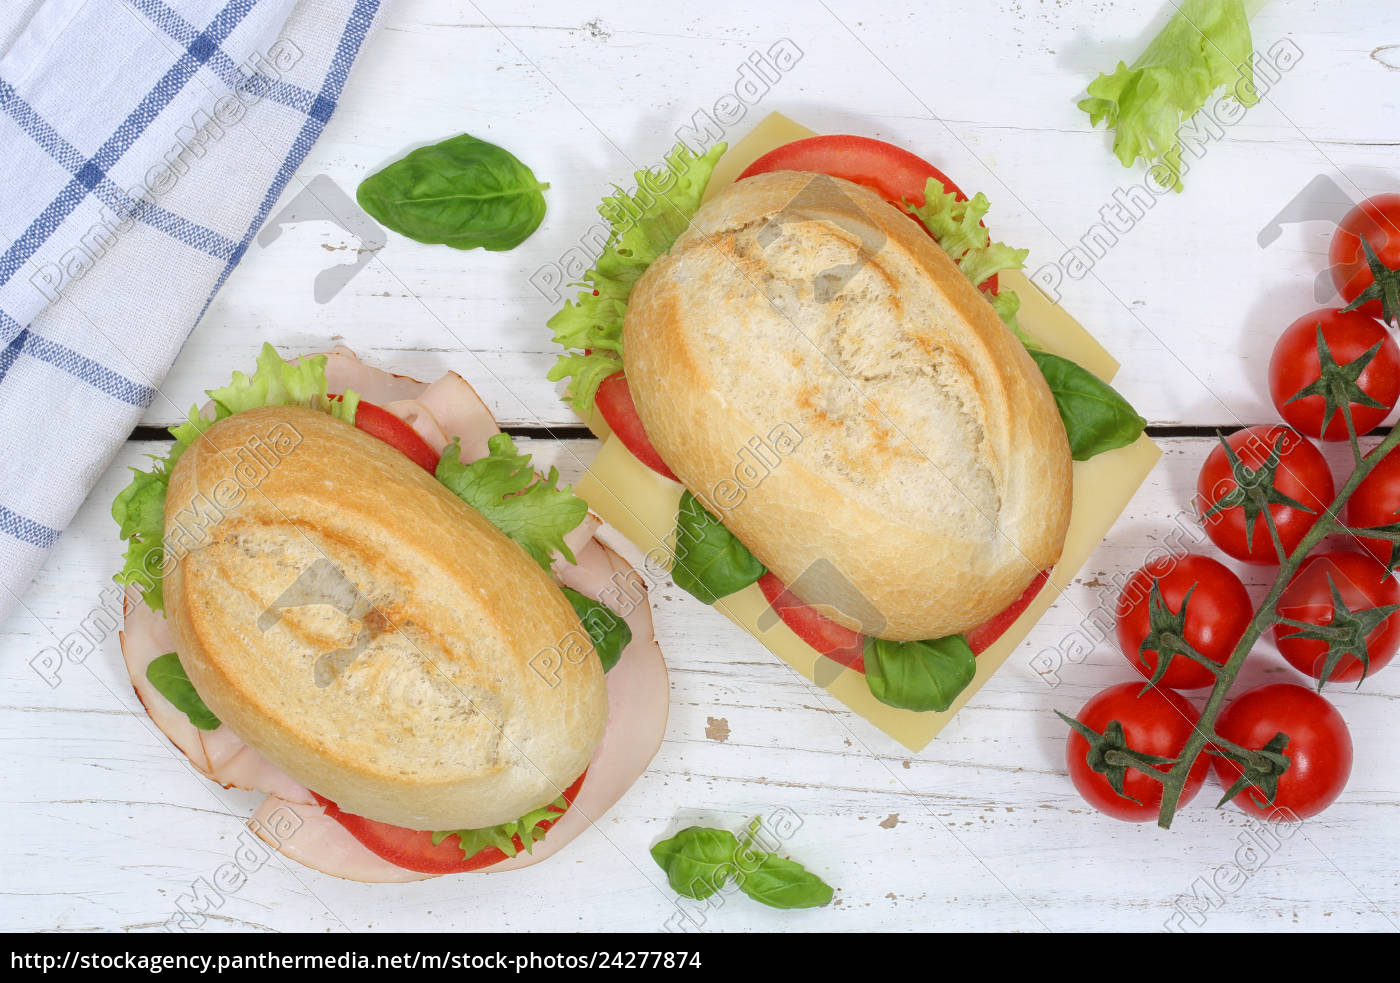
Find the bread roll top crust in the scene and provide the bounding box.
[623,171,1072,640]
[162,405,606,830]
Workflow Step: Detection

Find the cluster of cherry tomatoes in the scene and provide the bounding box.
[1068,194,1400,823]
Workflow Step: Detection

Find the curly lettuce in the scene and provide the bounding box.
[1079,0,1260,192]
[907,179,1031,341]
[547,142,728,416]
[113,344,359,613]
[433,794,567,860]
[435,433,589,568]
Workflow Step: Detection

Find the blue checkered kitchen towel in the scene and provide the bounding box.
[0,0,383,624]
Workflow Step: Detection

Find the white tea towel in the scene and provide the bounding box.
[0,0,385,623]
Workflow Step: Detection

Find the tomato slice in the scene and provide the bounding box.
[312,771,587,875]
[757,567,1051,677]
[738,134,969,210]
[757,572,866,672]
[737,135,995,291]
[594,372,677,481]
[965,569,1051,655]
[350,398,441,474]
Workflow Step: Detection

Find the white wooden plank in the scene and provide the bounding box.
[137,0,1400,429]
[2,435,1397,932]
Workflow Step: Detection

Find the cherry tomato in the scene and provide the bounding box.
[313,771,587,874]
[1272,549,1400,684]
[1194,424,1334,565]
[350,399,441,473]
[1344,444,1400,569]
[593,372,678,481]
[1065,682,1209,822]
[1212,684,1351,820]
[1268,308,1400,441]
[1115,554,1252,690]
[1329,193,1400,324]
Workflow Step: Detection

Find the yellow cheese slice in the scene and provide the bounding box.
[575,113,1160,751]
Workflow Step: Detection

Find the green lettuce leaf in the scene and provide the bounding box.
[560,586,632,672]
[112,344,359,613]
[907,179,1031,342]
[547,142,727,416]
[1078,0,1258,192]
[433,794,567,859]
[145,652,221,730]
[435,433,589,568]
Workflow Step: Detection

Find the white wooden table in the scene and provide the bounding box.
[4,0,1399,933]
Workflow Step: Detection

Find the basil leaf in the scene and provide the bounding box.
[863,635,977,713]
[671,491,766,604]
[560,587,632,672]
[650,826,743,901]
[145,652,220,730]
[357,134,548,252]
[1028,350,1146,461]
[735,854,835,910]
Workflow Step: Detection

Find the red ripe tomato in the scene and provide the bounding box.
[334,397,441,473]
[757,572,865,671]
[1212,684,1351,820]
[1329,193,1400,325]
[314,771,587,874]
[757,568,1050,674]
[1344,444,1400,569]
[593,372,678,481]
[1272,549,1400,684]
[1115,554,1252,690]
[739,134,969,210]
[964,569,1050,654]
[1065,682,1210,822]
[1194,424,1334,565]
[1267,308,1400,441]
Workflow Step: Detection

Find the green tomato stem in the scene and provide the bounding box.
[1155,422,1400,827]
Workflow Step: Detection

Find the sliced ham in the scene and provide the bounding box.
[380,398,452,455]
[250,795,433,884]
[487,539,668,874]
[250,536,668,881]
[123,347,667,881]
[120,591,210,774]
[319,347,431,406]
[414,372,499,463]
[121,593,310,799]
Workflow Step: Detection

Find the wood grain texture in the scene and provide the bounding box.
[4,0,1399,934]
[3,436,1397,932]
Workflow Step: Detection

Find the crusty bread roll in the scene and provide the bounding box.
[623,170,1072,640]
[162,406,606,830]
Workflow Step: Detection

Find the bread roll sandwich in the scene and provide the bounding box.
[549,133,1143,714]
[114,345,666,881]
